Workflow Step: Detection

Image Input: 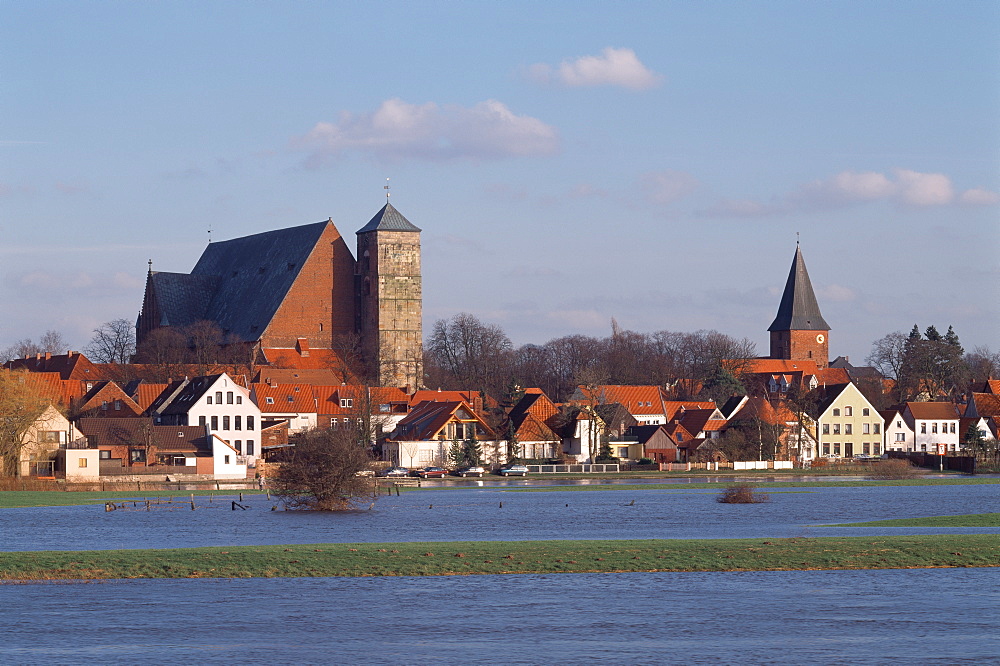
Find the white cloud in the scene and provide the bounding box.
[958,187,1000,206]
[528,47,663,90]
[893,169,954,206]
[292,98,559,164]
[704,168,971,218]
[640,170,699,205]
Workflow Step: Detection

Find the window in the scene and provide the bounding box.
[932,423,938,434]
[78,458,88,468]
[950,423,956,434]
[207,396,213,404]
[223,416,230,430]
[833,443,841,456]
[247,416,254,430]
[921,423,927,434]
[874,424,881,434]
[42,431,60,443]
[845,406,852,417]
[234,440,242,453]
[266,397,274,404]
[330,418,338,428]
[211,416,219,431]
[114,400,121,411]
[235,416,242,430]
[227,392,234,404]
[863,423,870,434]
[845,424,852,435]
[130,449,146,463]
[896,420,902,428]
[823,443,830,455]
[862,408,870,416]
[379,404,390,413]
[833,408,840,417]
[199,416,206,427]
[101,401,108,411]
[99,450,111,460]
[340,398,353,408]
[895,432,906,442]
[873,444,880,455]
[237,396,242,404]
[822,424,830,435]
[833,424,841,435]
[862,443,870,455]
[224,455,230,464]
[215,391,223,403]
[287,396,294,403]
[246,440,254,455]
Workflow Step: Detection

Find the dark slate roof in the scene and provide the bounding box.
[149,272,219,328]
[356,203,421,234]
[159,374,223,416]
[768,246,830,332]
[190,221,331,342]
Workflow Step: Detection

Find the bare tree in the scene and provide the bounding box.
[2,330,68,362]
[270,425,377,510]
[866,332,909,403]
[85,319,137,364]
[0,370,50,477]
[426,313,513,396]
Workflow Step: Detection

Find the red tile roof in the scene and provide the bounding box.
[906,402,960,420]
[252,383,317,413]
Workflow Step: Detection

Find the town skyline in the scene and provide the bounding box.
[3,1,998,362]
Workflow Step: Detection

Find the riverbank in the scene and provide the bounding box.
[1,535,997,580]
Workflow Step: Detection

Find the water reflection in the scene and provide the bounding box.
[2,569,998,663]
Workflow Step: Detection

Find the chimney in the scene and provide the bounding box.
[45,352,51,360]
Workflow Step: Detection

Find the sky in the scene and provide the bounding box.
[2,1,998,364]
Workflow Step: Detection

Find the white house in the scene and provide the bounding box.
[251,383,318,434]
[903,402,961,454]
[154,373,263,465]
[882,409,915,452]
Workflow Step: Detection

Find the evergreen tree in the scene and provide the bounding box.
[925,325,941,342]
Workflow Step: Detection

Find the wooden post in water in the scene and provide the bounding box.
[190,493,196,510]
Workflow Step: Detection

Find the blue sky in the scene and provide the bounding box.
[2,1,998,363]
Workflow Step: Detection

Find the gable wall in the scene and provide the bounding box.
[264,224,357,348]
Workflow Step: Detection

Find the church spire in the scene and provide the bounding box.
[768,245,829,332]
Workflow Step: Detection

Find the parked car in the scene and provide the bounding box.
[498,464,529,477]
[412,466,448,478]
[377,466,410,477]
[454,466,486,477]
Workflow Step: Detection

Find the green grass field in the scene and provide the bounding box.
[830,513,1000,528]
[1,535,997,580]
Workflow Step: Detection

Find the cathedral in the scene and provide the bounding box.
[136,202,423,388]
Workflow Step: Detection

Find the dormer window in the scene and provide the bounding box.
[265,397,274,405]
[341,398,353,408]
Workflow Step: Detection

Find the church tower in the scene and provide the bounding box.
[768,245,830,368]
[356,202,423,389]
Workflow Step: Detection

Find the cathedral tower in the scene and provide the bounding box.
[356,202,423,389]
[768,245,830,368]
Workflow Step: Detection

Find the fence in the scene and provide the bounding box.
[886,451,976,474]
[525,463,620,474]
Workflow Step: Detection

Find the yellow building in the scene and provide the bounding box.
[815,383,884,458]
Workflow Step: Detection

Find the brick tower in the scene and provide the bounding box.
[356,202,423,389]
[768,244,830,368]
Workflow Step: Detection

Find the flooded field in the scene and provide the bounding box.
[3,568,998,664]
[1,481,998,552]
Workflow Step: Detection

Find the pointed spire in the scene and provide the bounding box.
[356,202,421,234]
[767,246,829,331]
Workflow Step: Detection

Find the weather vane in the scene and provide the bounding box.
[796,231,800,246]
[208,224,213,244]
[384,177,390,201]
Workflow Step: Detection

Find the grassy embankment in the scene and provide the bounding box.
[1,535,997,580]
[830,513,1000,528]
[0,490,267,509]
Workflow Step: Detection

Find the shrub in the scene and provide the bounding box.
[637,458,653,465]
[717,483,769,504]
[867,458,919,480]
